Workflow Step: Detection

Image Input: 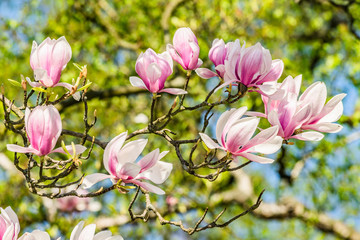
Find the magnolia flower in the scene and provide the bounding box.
[216,41,283,96]
[70,221,123,240]
[253,75,345,141]
[27,36,79,100]
[200,107,283,163]
[196,39,238,79]
[18,230,52,240]
[130,48,187,95]
[0,207,20,240]
[82,132,173,195]
[167,27,202,70]
[6,105,86,156]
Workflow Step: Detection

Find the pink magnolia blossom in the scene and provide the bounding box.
[252,75,345,141]
[56,191,90,212]
[6,105,86,156]
[130,48,187,95]
[0,206,20,240]
[82,132,173,195]
[70,221,123,240]
[27,36,80,100]
[167,27,202,70]
[196,39,238,79]
[199,107,283,164]
[18,230,52,240]
[216,41,283,96]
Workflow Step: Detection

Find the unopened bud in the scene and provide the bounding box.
[93,109,97,118]
[21,76,27,91]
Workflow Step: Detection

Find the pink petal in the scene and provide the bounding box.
[240,43,264,86]
[225,117,259,153]
[299,82,327,115]
[159,88,187,95]
[159,51,173,69]
[268,110,285,137]
[137,149,160,171]
[118,162,141,178]
[245,111,267,118]
[51,144,87,155]
[103,132,127,175]
[82,173,113,189]
[199,133,221,149]
[237,152,275,164]
[195,68,218,79]
[166,44,186,69]
[54,82,80,101]
[241,126,281,154]
[219,107,248,144]
[256,59,284,84]
[6,144,39,155]
[146,63,162,92]
[25,77,43,88]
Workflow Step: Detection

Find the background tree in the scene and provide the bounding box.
[0,0,359,239]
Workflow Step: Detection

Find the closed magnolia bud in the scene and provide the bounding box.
[167,27,202,70]
[130,48,187,95]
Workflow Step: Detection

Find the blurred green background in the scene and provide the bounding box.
[0,0,360,239]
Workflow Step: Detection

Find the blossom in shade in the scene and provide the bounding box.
[130,48,187,95]
[216,41,283,96]
[27,36,79,100]
[82,132,173,195]
[18,230,52,240]
[199,107,283,164]
[196,39,238,79]
[251,75,345,141]
[6,105,86,156]
[167,27,202,70]
[0,206,20,240]
[70,221,123,240]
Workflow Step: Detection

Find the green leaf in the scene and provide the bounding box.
[73,63,83,71]
[7,79,22,88]
[32,87,47,92]
[77,82,92,92]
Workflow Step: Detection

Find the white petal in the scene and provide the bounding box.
[159,88,187,95]
[195,68,217,79]
[302,122,343,133]
[199,133,221,149]
[291,131,324,141]
[129,76,148,90]
[138,161,173,184]
[131,180,165,195]
[82,173,112,189]
[116,139,148,165]
[238,153,274,164]
[78,224,96,240]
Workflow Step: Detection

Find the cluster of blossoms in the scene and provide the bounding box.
[129,27,345,162]
[6,36,173,195]
[0,206,123,240]
[5,27,345,235]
